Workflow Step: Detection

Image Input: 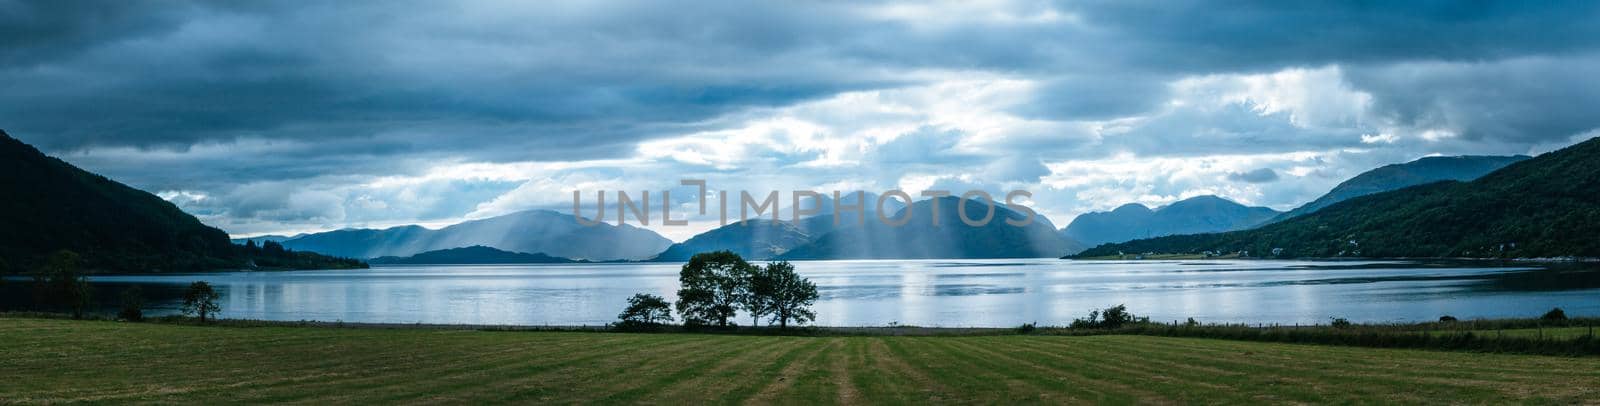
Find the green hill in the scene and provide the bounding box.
[1270,155,1528,222]
[0,130,363,272]
[1073,137,1600,259]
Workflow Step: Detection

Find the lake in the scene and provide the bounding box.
[6,259,1599,327]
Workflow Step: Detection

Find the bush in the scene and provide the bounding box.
[1438,315,1458,322]
[1070,304,1149,329]
[1541,308,1567,321]
[1330,317,1352,329]
[118,286,145,322]
[1185,317,1200,327]
[1016,322,1037,334]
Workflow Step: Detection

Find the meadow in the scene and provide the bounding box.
[3,318,1599,404]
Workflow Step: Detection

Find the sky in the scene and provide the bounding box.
[5,1,1600,242]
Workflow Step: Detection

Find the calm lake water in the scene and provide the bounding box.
[6,259,1599,327]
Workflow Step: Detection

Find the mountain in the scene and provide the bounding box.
[279,210,672,261]
[0,130,362,272]
[1272,155,1529,221]
[652,219,813,261]
[369,246,576,265]
[1073,137,1600,259]
[650,192,904,261]
[230,234,301,245]
[1060,196,1280,246]
[779,196,1082,259]
[793,191,904,237]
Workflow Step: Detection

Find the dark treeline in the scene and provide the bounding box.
[237,240,366,270]
[1032,305,1600,356]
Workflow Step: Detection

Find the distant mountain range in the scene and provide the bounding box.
[779,196,1082,259]
[369,246,576,265]
[651,192,904,261]
[0,130,360,272]
[653,219,814,261]
[230,234,301,245]
[9,124,1571,268]
[277,210,671,261]
[1270,155,1529,222]
[1074,137,1600,259]
[1060,196,1281,246]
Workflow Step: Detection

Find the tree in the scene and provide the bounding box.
[119,286,145,322]
[262,241,287,257]
[33,250,92,319]
[743,264,775,327]
[182,281,221,323]
[1542,307,1568,321]
[761,261,818,328]
[674,251,754,328]
[616,293,674,329]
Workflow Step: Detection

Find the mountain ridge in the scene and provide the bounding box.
[278,210,671,261]
[1271,155,1529,222]
[1060,195,1280,246]
[1073,137,1600,259]
[369,245,577,265]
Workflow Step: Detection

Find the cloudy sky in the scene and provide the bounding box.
[5,1,1600,241]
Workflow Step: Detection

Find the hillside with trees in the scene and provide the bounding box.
[1073,137,1600,259]
[1270,155,1528,222]
[0,130,363,272]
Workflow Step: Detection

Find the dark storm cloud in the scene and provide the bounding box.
[1344,57,1600,145]
[1227,168,1279,184]
[0,0,903,158]
[1011,76,1172,121]
[5,0,1600,233]
[6,0,1600,160]
[1060,0,1600,72]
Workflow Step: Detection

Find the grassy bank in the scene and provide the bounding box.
[4,318,1600,404]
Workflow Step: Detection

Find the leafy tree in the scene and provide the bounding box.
[616,293,673,329]
[674,251,754,328]
[743,265,775,326]
[761,261,818,328]
[182,281,222,323]
[32,250,92,319]
[119,286,145,322]
[262,241,287,257]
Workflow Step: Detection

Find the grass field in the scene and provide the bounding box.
[3,318,1599,404]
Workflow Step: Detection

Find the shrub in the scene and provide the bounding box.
[1541,308,1567,321]
[1185,317,1200,327]
[1330,317,1352,329]
[118,286,145,322]
[1016,322,1037,334]
[1439,315,1458,322]
[1070,304,1149,329]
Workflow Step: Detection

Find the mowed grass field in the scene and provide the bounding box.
[3,318,1599,404]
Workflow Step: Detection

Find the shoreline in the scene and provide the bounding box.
[55,255,1599,276]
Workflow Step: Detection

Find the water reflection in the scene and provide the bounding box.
[2,259,1597,327]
